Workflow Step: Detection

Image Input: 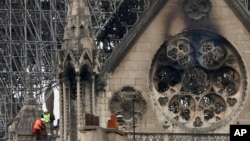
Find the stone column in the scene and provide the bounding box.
[99,89,106,128]
[63,78,69,141]
[92,75,95,115]
[84,82,91,114]
[76,74,82,134]
[59,75,64,140]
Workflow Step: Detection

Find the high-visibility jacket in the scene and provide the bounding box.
[33,119,43,129]
[42,113,51,123]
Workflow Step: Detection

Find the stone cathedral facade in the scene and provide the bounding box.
[6,0,250,141]
[57,0,250,141]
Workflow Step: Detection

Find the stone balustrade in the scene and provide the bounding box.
[125,132,229,141]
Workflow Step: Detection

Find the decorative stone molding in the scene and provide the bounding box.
[57,48,92,73]
[99,0,167,76]
[225,0,250,33]
[183,0,212,20]
[109,86,147,130]
[126,132,229,141]
[149,29,247,132]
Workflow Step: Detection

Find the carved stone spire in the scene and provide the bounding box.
[25,72,36,105]
[58,0,95,75]
[63,0,94,50]
[57,1,96,141]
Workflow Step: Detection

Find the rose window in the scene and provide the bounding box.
[150,29,247,132]
[109,86,147,130]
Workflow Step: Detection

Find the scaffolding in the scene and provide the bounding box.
[0,0,126,138]
[0,0,246,139]
[0,0,69,138]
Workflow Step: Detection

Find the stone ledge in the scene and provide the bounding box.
[80,126,125,136]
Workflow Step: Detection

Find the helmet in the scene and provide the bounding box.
[44,109,48,113]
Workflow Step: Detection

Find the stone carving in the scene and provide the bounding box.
[166,39,195,68]
[96,76,107,91]
[168,95,195,122]
[198,40,226,69]
[93,49,101,74]
[213,67,240,96]
[227,98,237,106]
[193,117,203,127]
[69,25,76,37]
[183,0,212,20]
[127,134,164,141]
[154,66,181,93]
[158,97,168,106]
[182,67,210,94]
[109,86,147,130]
[200,93,226,122]
[150,29,247,132]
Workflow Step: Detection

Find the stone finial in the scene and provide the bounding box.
[25,72,37,105]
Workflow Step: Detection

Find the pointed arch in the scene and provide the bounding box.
[80,64,92,81]
[64,62,77,100]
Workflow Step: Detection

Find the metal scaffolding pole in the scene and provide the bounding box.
[0,0,123,138]
[0,0,69,138]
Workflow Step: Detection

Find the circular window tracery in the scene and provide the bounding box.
[168,95,196,122]
[166,38,195,68]
[109,86,147,130]
[213,66,240,96]
[154,66,181,93]
[198,39,227,69]
[150,29,247,132]
[200,93,226,123]
[183,0,212,20]
[182,66,210,95]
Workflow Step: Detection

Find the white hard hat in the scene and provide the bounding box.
[44,109,48,113]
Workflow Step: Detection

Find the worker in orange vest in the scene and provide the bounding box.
[32,118,45,140]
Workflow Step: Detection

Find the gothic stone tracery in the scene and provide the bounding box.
[109,86,147,130]
[150,29,247,132]
[183,0,212,20]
